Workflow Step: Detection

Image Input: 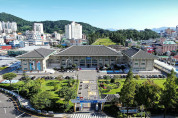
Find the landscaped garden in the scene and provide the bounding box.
[0,74,79,112]
[98,75,174,95]
[100,70,178,118]
[92,38,116,46]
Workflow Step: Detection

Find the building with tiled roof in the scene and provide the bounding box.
[122,47,158,71]
[16,45,158,72]
[17,48,56,71]
[54,45,123,68]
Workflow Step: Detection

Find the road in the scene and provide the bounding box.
[0,92,37,118]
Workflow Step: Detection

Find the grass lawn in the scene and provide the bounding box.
[92,38,116,46]
[98,79,168,94]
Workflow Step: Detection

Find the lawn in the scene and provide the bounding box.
[92,38,116,46]
[98,79,167,94]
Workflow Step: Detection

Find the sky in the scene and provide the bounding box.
[0,0,178,30]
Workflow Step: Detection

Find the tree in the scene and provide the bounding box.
[160,69,178,118]
[30,91,52,109]
[3,72,17,85]
[54,83,59,91]
[135,75,140,80]
[135,80,161,116]
[110,78,115,83]
[59,86,76,102]
[120,69,136,117]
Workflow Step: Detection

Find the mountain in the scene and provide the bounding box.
[152,27,176,33]
[0,12,101,34]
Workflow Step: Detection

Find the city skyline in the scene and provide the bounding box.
[0,0,178,30]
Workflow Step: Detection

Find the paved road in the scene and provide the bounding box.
[0,92,37,118]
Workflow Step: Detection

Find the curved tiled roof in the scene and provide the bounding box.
[57,45,122,56]
[17,48,55,58]
[122,47,158,59]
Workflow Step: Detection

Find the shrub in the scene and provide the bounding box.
[115,82,121,87]
[110,78,115,83]
[135,75,140,80]
[105,81,110,84]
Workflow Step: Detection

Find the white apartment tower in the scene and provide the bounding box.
[34,23,44,34]
[0,21,17,33]
[65,21,82,39]
[176,25,178,36]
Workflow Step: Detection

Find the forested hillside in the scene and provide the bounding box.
[0,12,160,45]
[0,12,101,34]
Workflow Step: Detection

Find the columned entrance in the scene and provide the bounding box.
[80,57,98,68]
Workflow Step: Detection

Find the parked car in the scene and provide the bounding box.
[48,111,54,115]
[42,110,48,115]
[37,110,41,114]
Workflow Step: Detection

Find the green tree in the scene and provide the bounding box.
[54,82,59,91]
[3,72,17,86]
[160,70,178,118]
[135,80,161,115]
[135,75,140,80]
[120,69,136,117]
[30,91,52,109]
[59,86,76,102]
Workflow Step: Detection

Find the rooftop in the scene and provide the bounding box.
[57,45,122,56]
[17,48,55,59]
[122,47,158,59]
[163,40,176,44]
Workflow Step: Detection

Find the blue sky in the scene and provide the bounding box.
[0,0,178,30]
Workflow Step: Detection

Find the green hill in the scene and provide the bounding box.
[92,38,116,46]
[0,12,101,34]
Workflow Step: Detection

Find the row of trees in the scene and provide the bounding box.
[120,69,177,118]
[87,29,160,45]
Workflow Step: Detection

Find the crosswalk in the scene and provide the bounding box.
[70,113,109,118]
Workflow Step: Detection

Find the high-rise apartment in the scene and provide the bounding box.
[65,21,82,39]
[34,23,44,34]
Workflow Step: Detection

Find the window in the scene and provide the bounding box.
[135,63,138,65]
[141,63,145,65]
[23,63,27,65]
[24,68,27,70]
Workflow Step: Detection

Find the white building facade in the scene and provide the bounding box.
[34,23,44,34]
[0,21,17,33]
[65,21,82,39]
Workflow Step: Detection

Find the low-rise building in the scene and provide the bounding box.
[17,48,56,71]
[122,48,158,71]
[16,45,158,72]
